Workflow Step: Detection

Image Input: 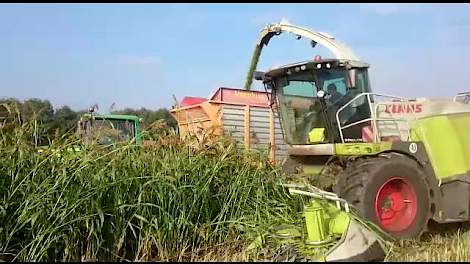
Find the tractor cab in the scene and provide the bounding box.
[258,57,372,145]
[77,112,142,146]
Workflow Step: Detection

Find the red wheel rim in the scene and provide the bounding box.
[375,177,417,232]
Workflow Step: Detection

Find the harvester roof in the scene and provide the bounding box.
[265,58,369,78]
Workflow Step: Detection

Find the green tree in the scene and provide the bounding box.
[21,98,54,124]
[0,98,22,120]
[49,105,79,137]
[20,99,54,145]
[112,107,176,129]
[0,97,177,144]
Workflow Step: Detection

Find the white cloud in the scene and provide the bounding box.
[116,55,160,66]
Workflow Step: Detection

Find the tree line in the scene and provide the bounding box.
[0,98,177,145]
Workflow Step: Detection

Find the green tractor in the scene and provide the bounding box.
[36,110,142,155]
[248,20,470,242]
[77,109,143,146]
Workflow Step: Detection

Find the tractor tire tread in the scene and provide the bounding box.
[333,154,431,239]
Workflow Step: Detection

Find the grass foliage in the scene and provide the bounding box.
[0,105,302,261]
[1,103,469,262]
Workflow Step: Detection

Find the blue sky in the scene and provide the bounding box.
[2,3,470,111]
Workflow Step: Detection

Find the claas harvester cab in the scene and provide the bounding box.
[244,20,470,261]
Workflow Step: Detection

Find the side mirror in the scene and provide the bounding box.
[254,71,265,81]
[347,69,357,89]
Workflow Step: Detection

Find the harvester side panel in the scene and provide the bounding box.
[440,179,470,222]
[411,113,470,180]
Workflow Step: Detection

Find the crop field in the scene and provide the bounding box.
[0,107,470,262]
[0,109,305,261]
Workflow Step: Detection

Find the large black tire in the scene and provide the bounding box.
[333,154,431,239]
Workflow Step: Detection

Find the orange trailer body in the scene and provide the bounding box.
[170,87,287,163]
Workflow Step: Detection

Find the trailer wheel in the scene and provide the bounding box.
[334,154,431,239]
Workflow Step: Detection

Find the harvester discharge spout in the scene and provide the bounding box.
[244,19,359,90]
